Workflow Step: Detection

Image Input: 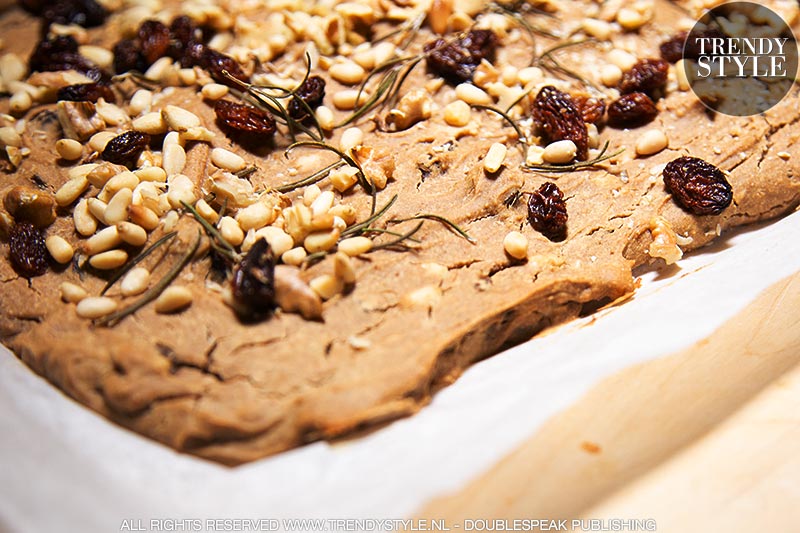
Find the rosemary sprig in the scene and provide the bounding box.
[95,231,202,327]
[522,141,624,172]
[181,200,238,262]
[361,226,422,243]
[390,214,476,244]
[369,221,424,251]
[100,231,177,295]
[235,166,258,179]
[471,104,527,144]
[536,39,599,89]
[275,160,345,193]
[340,194,398,238]
[488,2,559,63]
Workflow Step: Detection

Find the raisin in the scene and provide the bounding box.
[183,42,249,87]
[618,59,669,98]
[572,94,606,125]
[167,15,198,60]
[214,100,277,136]
[22,0,106,28]
[527,182,568,242]
[288,75,326,119]
[8,222,48,278]
[112,39,147,74]
[662,156,733,215]
[659,32,687,63]
[29,35,104,80]
[532,86,589,160]
[232,238,275,316]
[424,29,498,84]
[138,20,171,66]
[57,82,115,103]
[101,131,151,167]
[607,92,658,128]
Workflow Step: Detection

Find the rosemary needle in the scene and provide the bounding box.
[96,231,202,327]
[100,231,177,295]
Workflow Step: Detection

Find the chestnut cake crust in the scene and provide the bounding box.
[1,0,799,464]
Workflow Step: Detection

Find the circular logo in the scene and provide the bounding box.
[683,2,798,116]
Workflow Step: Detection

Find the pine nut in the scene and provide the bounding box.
[69,163,98,180]
[543,140,577,164]
[103,171,139,196]
[162,143,186,176]
[129,89,152,115]
[9,91,31,114]
[104,188,133,224]
[155,286,193,313]
[281,246,307,266]
[373,42,396,65]
[55,138,83,160]
[76,296,117,319]
[60,282,88,303]
[162,105,201,131]
[236,201,273,231]
[73,198,97,236]
[78,45,113,68]
[309,274,343,300]
[329,61,366,85]
[636,129,668,156]
[178,68,196,85]
[88,131,117,152]
[84,226,121,255]
[87,197,108,224]
[617,7,648,31]
[608,49,637,71]
[128,204,159,231]
[340,127,363,152]
[455,83,492,105]
[211,147,246,172]
[600,64,623,87]
[675,60,690,91]
[304,228,340,253]
[0,126,21,148]
[329,166,360,192]
[46,235,74,264]
[332,89,369,110]
[144,57,173,81]
[310,190,334,217]
[582,18,612,40]
[55,176,89,206]
[89,249,128,269]
[87,163,125,188]
[484,142,507,173]
[315,105,335,130]
[95,101,130,126]
[121,267,150,296]
[503,231,528,260]
[0,53,26,82]
[195,198,219,224]
[218,216,244,246]
[302,184,322,206]
[116,221,147,246]
[132,111,167,135]
[338,236,372,256]
[253,226,294,257]
[180,126,215,143]
[333,251,356,284]
[201,83,229,100]
[329,204,356,226]
[517,66,543,85]
[401,285,442,309]
[162,131,183,149]
[135,166,167,182]
[162,209,179,232]
[587,123,600,149]
[444,100,471,127]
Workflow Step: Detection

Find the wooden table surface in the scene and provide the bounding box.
[421,272,800,531]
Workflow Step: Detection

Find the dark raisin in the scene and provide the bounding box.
[288,75,326,119]
[618,59,669,98]
[183,42,249,87]
[607,92,658,128]
[137,20,171,66]
[112,39,147,74]
[662,156,733,215]
[572,94,606,125]
[22,0,106,28]
[167,15,199,60]
[29,35,103,80]
[532,86,589,160]
[57,82,115,103]
[8,222,48,278]
[424,29,498,84]
[101,131,151,167]
[659,32,687,63]
[214,100,276,136]
[527,182,568,242]
[232,238,275,316]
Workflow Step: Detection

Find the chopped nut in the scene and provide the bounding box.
[648,216,683,264]
[0,126,21,148]
[385,89,432,131]
[401,285,442,310]
[274,265,323,319]
[309,273,344,300]
[444,100,471,127]
[4,186,56,228]
[57,101,105,141]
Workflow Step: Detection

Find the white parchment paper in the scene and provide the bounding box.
[2,209,800,532]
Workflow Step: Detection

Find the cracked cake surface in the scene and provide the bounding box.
[0,0,799,464]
